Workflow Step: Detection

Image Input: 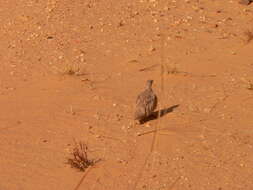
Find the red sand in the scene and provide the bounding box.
[1,0,253,189]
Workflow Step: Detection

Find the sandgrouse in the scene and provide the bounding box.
[134,80,157,124]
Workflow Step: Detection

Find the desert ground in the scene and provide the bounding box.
[1,0,253,189]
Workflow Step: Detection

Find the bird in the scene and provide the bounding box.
[134,80,158,124]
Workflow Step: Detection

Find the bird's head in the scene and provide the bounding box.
[146,80,154,89]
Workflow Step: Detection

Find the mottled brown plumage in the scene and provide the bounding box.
[134,80,157,123]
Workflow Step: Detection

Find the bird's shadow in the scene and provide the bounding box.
[140,104,179,124]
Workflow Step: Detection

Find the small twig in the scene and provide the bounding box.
[166,69,217,78]
[182,72,217,78]
[73,165,94,190]
[139,64,159,72]
[137,127,171,136]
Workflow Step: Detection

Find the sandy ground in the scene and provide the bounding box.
[1,0,253,189]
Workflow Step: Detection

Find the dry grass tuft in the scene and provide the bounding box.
[67,141,99,172]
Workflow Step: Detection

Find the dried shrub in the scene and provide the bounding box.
[67,141,99,172]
